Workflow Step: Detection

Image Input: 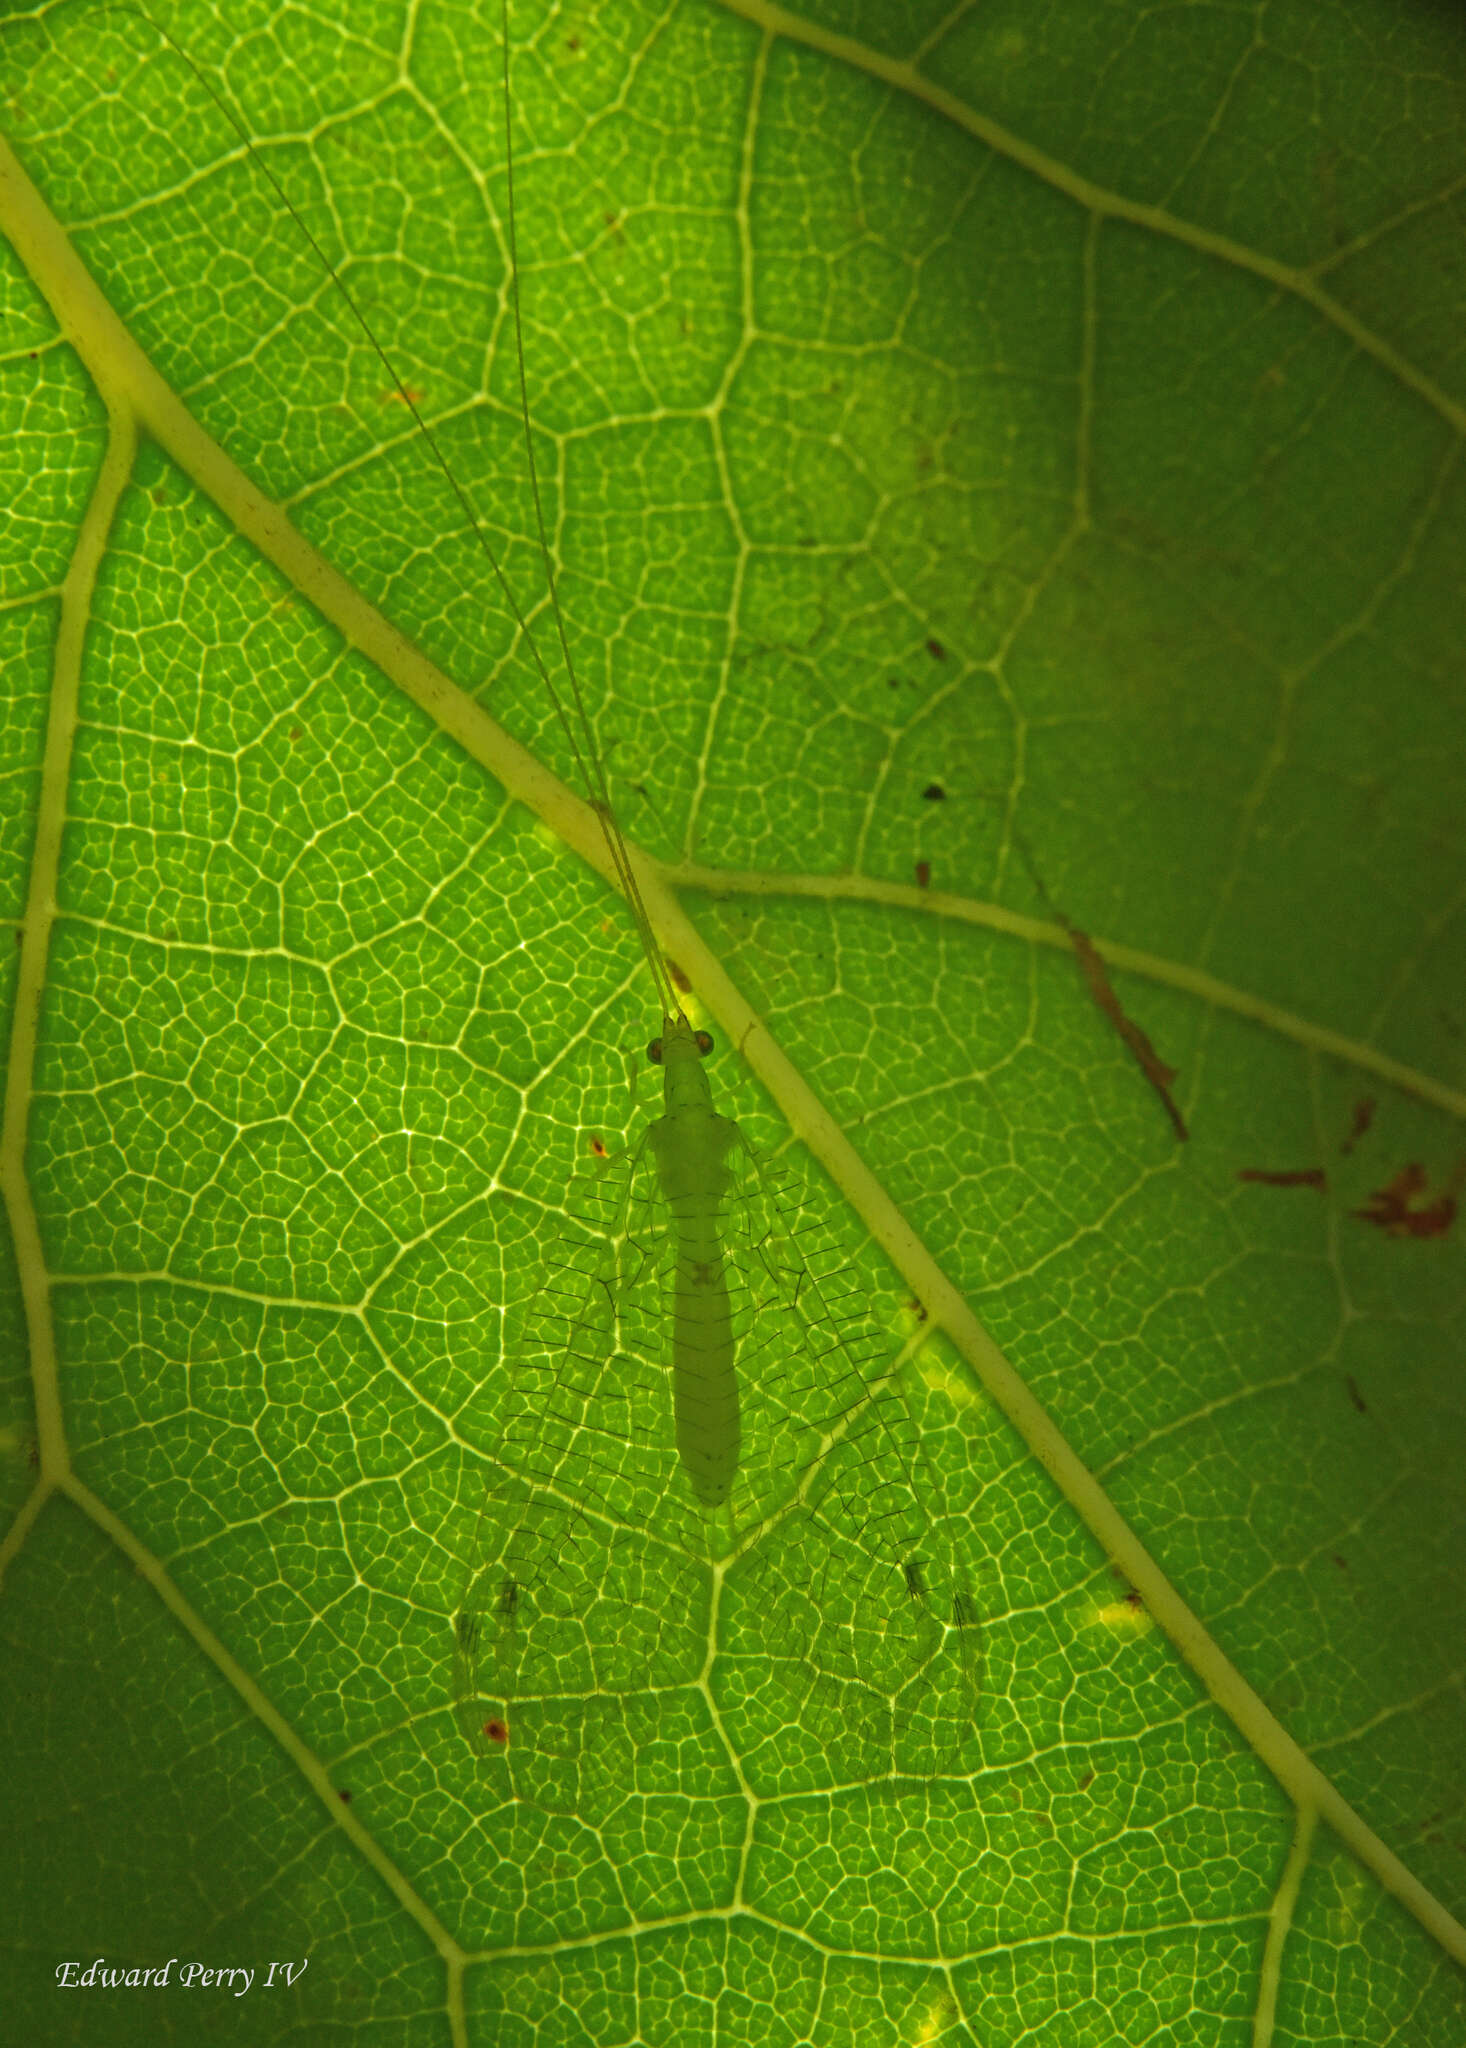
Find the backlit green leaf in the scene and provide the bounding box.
[2,2,1464,2042]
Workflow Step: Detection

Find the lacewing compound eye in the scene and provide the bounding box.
[650,1030,713,1062]
[484,1719,509,1746]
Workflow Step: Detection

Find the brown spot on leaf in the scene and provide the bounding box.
[1069,928,1188,1142]
[1341,1097,1376,1155]
[1237,1167,1326,1191]
[1353,1162,1461,1239]
[915,860,930,889]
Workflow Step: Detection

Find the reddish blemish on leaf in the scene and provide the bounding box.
[1237,1167,1327,1191]
[1076,1770,1095,1792]
[996,830,1185,1138]
[484,1719,509,1746]
[589,1135,608,1159]
[338,1789,352,1802]
[1341,1097,1376,1154]
[1353,1162,1461,1239]
[926,637,946,660]
[1067,928,1188,1142]
[915,860,931,889]
[1332,1554,1349,1571]
[667,958,692,994]
[922,783,945,802]
[1345,1374,1368,1414]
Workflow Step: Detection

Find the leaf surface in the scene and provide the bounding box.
[2,1,1464,2041]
